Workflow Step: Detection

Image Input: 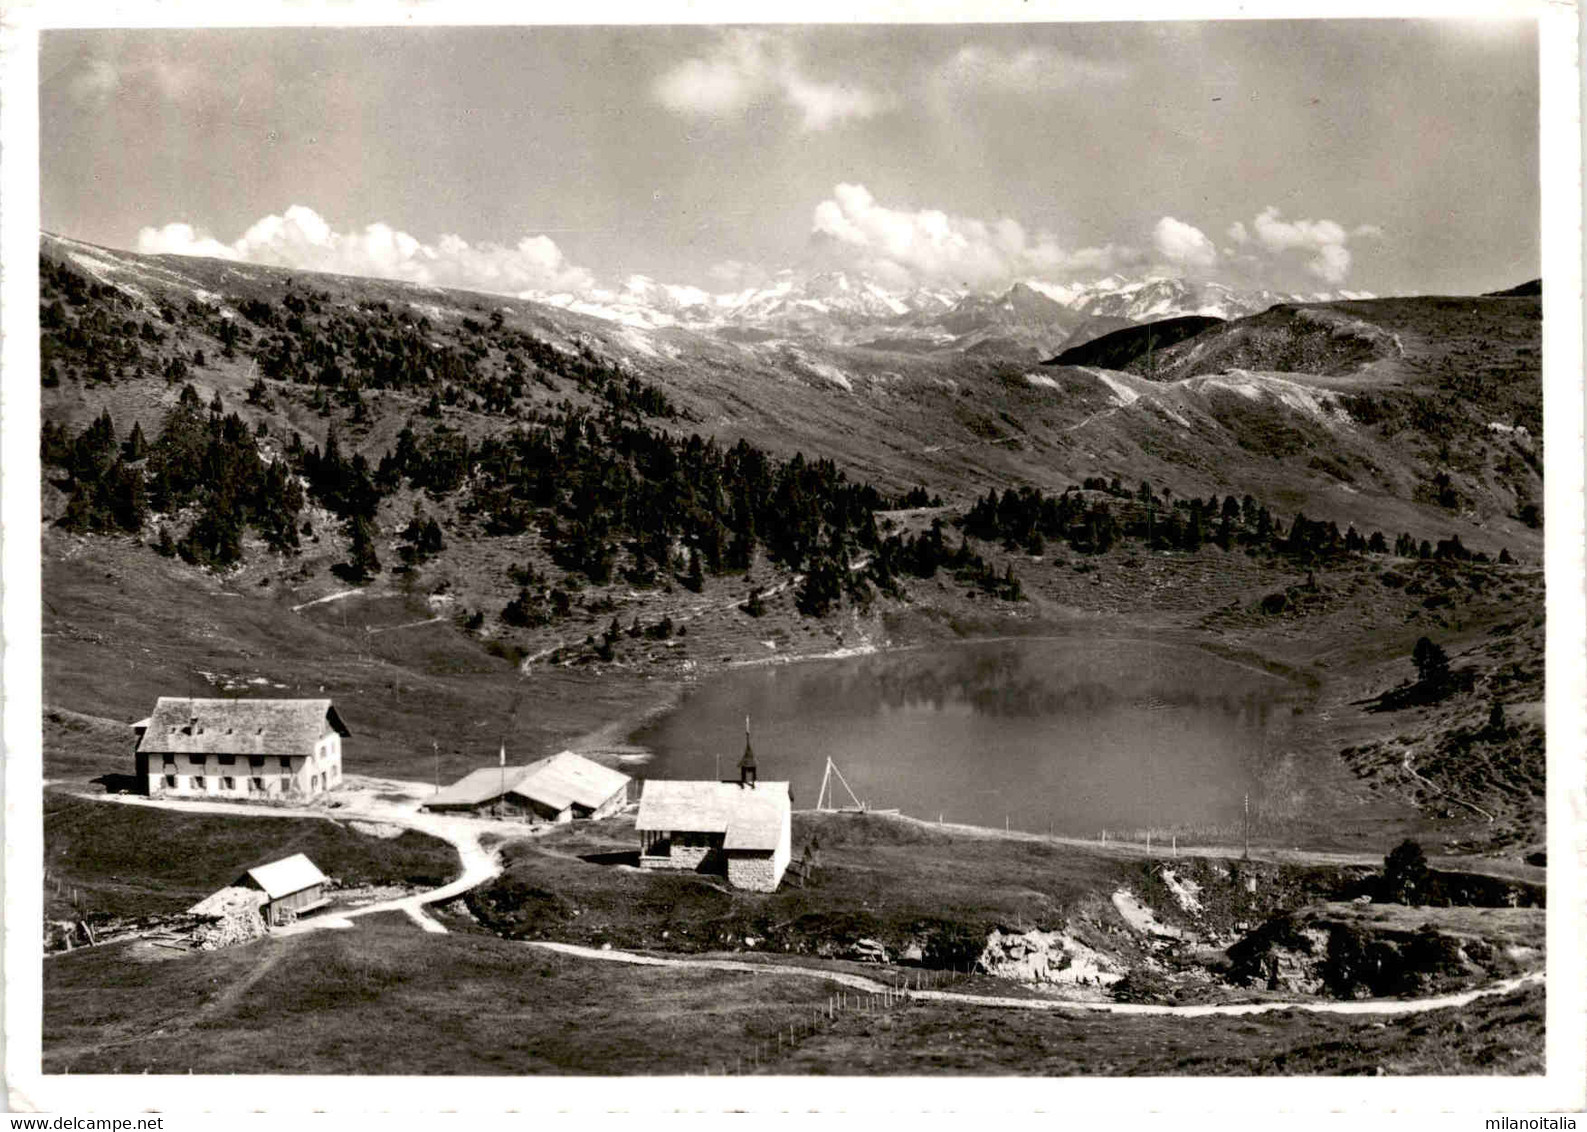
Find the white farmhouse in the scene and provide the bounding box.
[132,697,348,800]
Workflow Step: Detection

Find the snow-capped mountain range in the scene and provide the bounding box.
[523,270,1374,357]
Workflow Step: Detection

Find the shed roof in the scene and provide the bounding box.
[187,885,267,918]
[636,780,790,852]
[135,698,349,757]
[242,853,327,900]
[510,751,629,812]
[426,765,538,808]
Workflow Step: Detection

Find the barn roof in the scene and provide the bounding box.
[636,780,790,852]
[135,698,349,757]
[510,751,629,812]
[426,765,538,808]
[242,853,327,900]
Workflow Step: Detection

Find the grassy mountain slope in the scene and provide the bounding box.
[37,233,1544,859]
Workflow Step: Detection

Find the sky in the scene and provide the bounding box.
[39,21,1540,299]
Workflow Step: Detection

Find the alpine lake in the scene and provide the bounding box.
[629,636,1300,838]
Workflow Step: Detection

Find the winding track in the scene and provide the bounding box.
[522,940,1545,1019]
[67,789,1544,1019]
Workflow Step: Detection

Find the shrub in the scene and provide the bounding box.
[1381,839,1430,905]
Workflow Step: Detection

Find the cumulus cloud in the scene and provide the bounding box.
[1219,208,1385,285]
[809,183,1131,289]
[1153,217,1218,269]
[137,222,237,262]
[938,45,1132,93]
[136,205,596,296]
[1247,206,1370,285]
[653,31,883,131]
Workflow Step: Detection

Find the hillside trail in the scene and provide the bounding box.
[289,588,361,613]
[521,940,1545,1020]
[1399,747,1497,825]
[194,936,289,1020]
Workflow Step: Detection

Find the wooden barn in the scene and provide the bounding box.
[424,751,630,823]
[132,697,349,801]
[635,742,791,892]
[190,853,330,928]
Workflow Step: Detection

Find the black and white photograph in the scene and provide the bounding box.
[3,0,1583,1117]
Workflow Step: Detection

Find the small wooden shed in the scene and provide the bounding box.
[238,853,330,927]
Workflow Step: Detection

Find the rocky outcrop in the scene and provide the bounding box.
[976,928,1125,987]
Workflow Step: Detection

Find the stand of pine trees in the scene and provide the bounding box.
[957,480,1486,567]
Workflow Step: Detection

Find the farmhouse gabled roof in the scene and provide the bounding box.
[242,853,327,900]
[635,780,790,852]
[135,698,349,757]
[510,751,629,812]
[427,765,538,808]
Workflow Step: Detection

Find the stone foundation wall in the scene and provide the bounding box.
[727,853,779,893]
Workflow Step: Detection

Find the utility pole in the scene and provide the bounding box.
[1243,792,1251,860]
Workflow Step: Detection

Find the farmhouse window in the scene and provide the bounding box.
[251,777,266,792]
[192,776,206,789]
[164,774,177,789]
[222,776,236,790]
[218,755,236,766]
[280,757,291,769]
[189,755,206,768]
[250,757,265,770]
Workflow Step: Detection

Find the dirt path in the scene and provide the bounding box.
[69,783,509,935]
[522,940,1545,1019]
[364,615,447,635]
[1401,748,1497,825]
[880,810,1543,885]
[194,937,289,1021]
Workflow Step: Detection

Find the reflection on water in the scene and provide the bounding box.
[630,638,1296,836]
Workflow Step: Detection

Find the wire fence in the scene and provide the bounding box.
[697,965,975,1076]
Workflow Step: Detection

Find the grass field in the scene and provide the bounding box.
[43,794,459,921]
[41,916,1544,1077]
[774,984,1545,1076]
[44,919,842,1076]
